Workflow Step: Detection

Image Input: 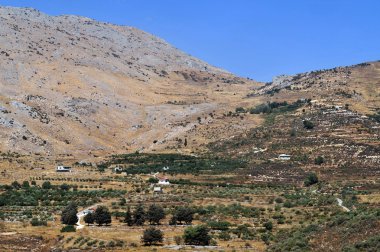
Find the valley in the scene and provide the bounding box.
[0,6,379,252]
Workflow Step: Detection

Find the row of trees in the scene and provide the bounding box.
[142,225,211,246]
[62,203,195,228]
[84,206,112,226]
[121,205,194,226]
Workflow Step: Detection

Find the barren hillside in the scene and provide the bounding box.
[0,6,259,158]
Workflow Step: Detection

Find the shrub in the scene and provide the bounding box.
[304,173,319,187]
[264,221,273,231]
[22,181,30,188]
[42,181,52,190]
[219,231,231,241]
[141,227,163,246]
[235,107,246,113]
[147,177,159,183]
[30,218,47,226]
[183,225,211,245]
[314,156,324,165]
[303,120,314,129]
[61,225,76,232]
[207,221,231,231]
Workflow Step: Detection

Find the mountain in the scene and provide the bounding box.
[0,6,379,160]
[0,6,259,158]
[256,61,380,114]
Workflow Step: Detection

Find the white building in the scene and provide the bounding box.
[114,167,123,173]
[153,187,163,193]
[56,165,72,172]
[157,177,170,185]
[278,154,291,160]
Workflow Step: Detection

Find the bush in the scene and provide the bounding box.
[207,221,231,231]
[261,233,271,245]
[303,120,314,129]
[304,173,319,187]
[141,227,163,246]
[42,181,52,190]
[61,225,76,232]
[314,156,324,165]
[30,218,47,226]
[235,107,246,113]
[219,231,231,241]
[183,225,211,245]
[264,221,273,231]
[147,177,159,183]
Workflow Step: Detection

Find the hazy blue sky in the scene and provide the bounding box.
[1,0,379,81]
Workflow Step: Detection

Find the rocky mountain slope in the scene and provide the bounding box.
[0,6,258,158]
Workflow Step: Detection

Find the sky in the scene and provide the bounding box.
[0,0,379,82]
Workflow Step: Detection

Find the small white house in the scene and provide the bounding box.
[83,209,95,215]
[162,166,170,171]
[56,165,72,172]
[114,167,123,173]
[278,154,291,160]
[153,187,163,193]
[157,177,170,185]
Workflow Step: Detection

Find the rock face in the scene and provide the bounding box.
[0,6,256,157]
[271,75,293,89]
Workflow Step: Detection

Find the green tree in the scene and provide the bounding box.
[22,181,30,188]
[11,181,21,189]
[61,203,78,225]
[133,204,145,226]
[146,204,165,225]
[183,225,211,246]
[264,221,273,231]
[60,225,76,232]
[141,227,163,246]
[94,206,112,226]
[147,177,159,184]
[42,181,52,190]
[124,207,133,226]
[170,207,194,225]
[119,198,126,206]
[60,183,70,191]
[84,212,94,226]
[304,173,319,186]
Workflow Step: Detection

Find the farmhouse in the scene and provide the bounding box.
[278,154,291,160]
[157,176,170,185]
[56,165,72,172]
